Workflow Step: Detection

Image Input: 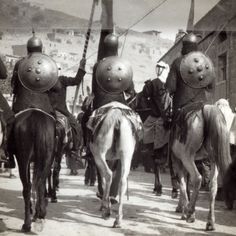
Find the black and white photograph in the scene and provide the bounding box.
[0,0,236,235]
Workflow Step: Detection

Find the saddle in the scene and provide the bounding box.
[173,101,204,143]
[55,110,72,145]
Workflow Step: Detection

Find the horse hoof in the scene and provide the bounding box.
[21,224,31,232]
[51,198,57,203]
[113,220,121,228]
[102,209,111,220]
[181,215,187,220]
[33,219,45,232]
[156,191,162,196]
[186,215,195,223]
[175,206,183,213]
[172,191,178,199]
[206,222,215,231]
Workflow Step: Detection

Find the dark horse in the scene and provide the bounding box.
[128,87,177,197]
[47,111,73,203]
[12,109,55,232]
[223,156,236,210]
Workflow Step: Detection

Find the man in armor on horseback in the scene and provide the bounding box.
[9,33,86,168]
[166,32,215,191]
[82,32,136,203]
[8,33,57,169]
[166,33,215,113]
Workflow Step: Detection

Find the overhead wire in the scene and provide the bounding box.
[86,0,169,59]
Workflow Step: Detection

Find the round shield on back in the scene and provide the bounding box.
[180,51,215,89]
[18,52,58,92]
[96,56,133,94]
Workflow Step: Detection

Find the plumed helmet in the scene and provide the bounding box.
[182,33,198,55]
[27,32,43,53]
[96,56,133,94]
[104,33,119,56]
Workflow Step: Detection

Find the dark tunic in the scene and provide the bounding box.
[49,69,86,151]
[11,59,54,115]
[92,62,135,110]
[0,57,15,123]
[142,78,167,118]
[49,69,85,116]
[166,56,215,114]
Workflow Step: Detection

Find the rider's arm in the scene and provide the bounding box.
[60,58,86,87]
[0,57,7,80]
[11,60,22,94]
[125,79,136,97]
[165,59,178,96]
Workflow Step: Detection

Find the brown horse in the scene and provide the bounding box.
[89,102,141,228]
[11,109,56,232]
[171,104,231,231]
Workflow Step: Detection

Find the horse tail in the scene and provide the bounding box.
[94,108,123,141]
[31,111,55,192]
[203,105,232,176]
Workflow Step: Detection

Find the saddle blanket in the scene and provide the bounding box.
[143,115,169,149]
[56,110,71,144]
[87,101,142,136]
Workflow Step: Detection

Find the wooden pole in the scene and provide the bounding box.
[72,0,99,115]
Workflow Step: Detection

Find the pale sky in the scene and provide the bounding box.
[27,0,220,40]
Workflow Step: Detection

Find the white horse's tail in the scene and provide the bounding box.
[203,105,232,176]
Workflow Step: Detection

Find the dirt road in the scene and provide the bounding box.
[0,160,236,236]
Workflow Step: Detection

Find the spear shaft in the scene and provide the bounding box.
[72,0,98,115]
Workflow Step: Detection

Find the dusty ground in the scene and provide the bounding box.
[0,160,236,236]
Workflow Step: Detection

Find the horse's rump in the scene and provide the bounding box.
[88,102,142,160]
[14,109,55,176]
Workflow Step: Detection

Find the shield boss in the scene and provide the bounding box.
[180,51,215,89]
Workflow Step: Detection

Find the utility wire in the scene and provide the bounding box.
[87,0,169,59]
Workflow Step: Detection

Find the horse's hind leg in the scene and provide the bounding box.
[174,160,189,219]
[181,157,202,223]
[206,162,218,231]
[95,156,112,219]
[113,153,133,228]
[18,163,32,232]
[153,162,162,196]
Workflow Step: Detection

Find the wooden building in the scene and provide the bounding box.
[160,0,236,109]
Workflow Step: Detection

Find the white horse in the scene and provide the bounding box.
[88,101,142,228]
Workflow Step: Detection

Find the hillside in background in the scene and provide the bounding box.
[0,0,88,29]
[0,0,174,107]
